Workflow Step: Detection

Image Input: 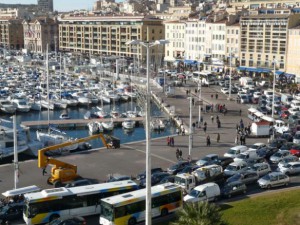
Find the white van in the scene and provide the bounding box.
[234,149,259,162]
[224,146,248,158]
[183,182,220,203]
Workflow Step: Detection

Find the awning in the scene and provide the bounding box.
[275,71,284,75]
[184,60,198,65]
[285,73,296,79]
[237,67,270,73]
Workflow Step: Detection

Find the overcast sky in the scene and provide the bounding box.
[0,0,96,11]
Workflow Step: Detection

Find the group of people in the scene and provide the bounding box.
[235,133,247,145]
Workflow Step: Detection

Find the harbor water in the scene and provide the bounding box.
[0,101,176,153]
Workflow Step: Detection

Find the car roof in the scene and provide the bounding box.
[229,161,247,166]
[288,162,300,166]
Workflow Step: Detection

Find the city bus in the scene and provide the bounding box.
[23,180,139,225]
[192,71,216,85]
[99,183,182,225]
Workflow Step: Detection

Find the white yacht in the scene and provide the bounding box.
[72,92,91,106]
[11,97,31,112]
[0,99,17,114]
[101,119,114,131]
[122,119,135,130]
[150,119,166,131]
[36,128,79,153]
[87,121,103,134]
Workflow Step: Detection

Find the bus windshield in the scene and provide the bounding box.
[101,201,114,221]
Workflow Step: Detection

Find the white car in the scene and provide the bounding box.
[221,88,229,94]
[253,92,262,99]
[248,143,266,151]
[224,161,248,177]
[279,162,300,175]
[293,132,300,144]
[288,107,300,116]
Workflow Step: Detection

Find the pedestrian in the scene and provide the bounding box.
[204,121,207,127]
[167,136,170,146]
[176,148,180,160]
[179,149,183,160]
[187,155,191,163]
[211,94,213,98]
[171,137,174,147]
[42,167,47,176]
[195,89,197,94]
[203,125,207,133]
[200,116,203,125]
[240,135,243,145]
[182,128,186,135]
[217,120,221,128]
[239,109,242,116]
[206,135,211,146]
[176,127,180,135]
[217,133,220,143]
[235,134,239,144]
[186,90,189,96]
[243,135,246,145]
[192,98,195,106]
[211,115,214,123]
[216,115,219,121]
[215,93,218,99]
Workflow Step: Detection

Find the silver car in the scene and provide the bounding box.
[269,150,291,164]
[247,162,271,177]
[279,162,300,175]
[257,172,290,189]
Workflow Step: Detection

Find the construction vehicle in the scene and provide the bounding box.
[38,134,111,187]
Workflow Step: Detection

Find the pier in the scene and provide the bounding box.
[21,117,145,129]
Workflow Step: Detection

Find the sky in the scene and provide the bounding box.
[0,0,96,11]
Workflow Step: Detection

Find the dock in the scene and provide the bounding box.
[21,117,145,129]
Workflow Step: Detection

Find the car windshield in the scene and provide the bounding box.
[189,189,201,198]
[237,154,247,159]
[101,201,114,221]
[226,165,238,171]
[227,174,241,182]
[174,177,186,186]
[250,145,259,149]
[273,152,283,157]
[227,149,236,154]
[262,174,271,180]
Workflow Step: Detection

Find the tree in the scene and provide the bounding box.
[172,201,228,225]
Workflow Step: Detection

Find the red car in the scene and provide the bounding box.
[290,145,300,157]
[281,110,290,119]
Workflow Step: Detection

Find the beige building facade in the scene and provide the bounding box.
[23,17,58,53]
[226,23,240,66]
[230,0,299,10]
[164,21,185,62]
[0,18,23,49]
[240,14,300,70]
[58,16,165,63]
[286,26,300,76]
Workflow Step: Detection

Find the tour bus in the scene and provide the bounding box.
[23,180,139,225]
[99,183,182,225]
[192,71,215,85]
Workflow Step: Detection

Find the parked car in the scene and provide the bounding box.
[48,216,86,225]
[247,162,271,177]
[224,161,248,177]
[177,164,200,174]
[0,203,24,224]
[278,162,300,175]
[159,175,175,184]
[269,150,291,164]
[277,155,299,169]
[226,171,259,185]
[221,181,247,198]
[136,167,164,181]
[139,172,170,187]
[221,88,229,94]
[257,172,290,189]
[167,161,190,175]
[280,134,294,143]
[196,154,219,167]
[248,143,266,151]
[293,132,300,144]
[289,144,300,157]
[257,146,278,159]
[64,179,94,188]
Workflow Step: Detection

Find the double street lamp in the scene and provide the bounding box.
[126,39,169,225]
[228,50,236,100]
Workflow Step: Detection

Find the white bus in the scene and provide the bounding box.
[99,183,182,225]
[192,71,215,85]
[23,180,139,225]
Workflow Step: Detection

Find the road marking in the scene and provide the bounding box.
[122,144,177,163]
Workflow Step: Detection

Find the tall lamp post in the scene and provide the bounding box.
[228,49,235,100]
[126,39,169,225]
[271,60,277,119]
[198,59,202,128]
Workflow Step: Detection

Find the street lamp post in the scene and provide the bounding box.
[272,60,277,119]
[228,50,235,100]
[126,39,169,225]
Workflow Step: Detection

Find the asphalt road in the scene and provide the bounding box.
[1,78,300,225]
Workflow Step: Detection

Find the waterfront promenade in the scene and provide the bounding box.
[0,79,265,194]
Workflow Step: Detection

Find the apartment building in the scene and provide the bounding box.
[58,15,165,63]
[37,0,53,12]
[184,19,206,62]
[240,14,300,70]
[226,23,240,66]
[23,17,58,53]
[0,18,24,49]
[286,26,300,76]
[229,0,299,10]
[164,21,185,62]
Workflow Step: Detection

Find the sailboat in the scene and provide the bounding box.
[36,46,78,153]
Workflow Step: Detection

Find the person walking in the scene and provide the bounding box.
[235,134,239,144]
[171,137,174,147]
[211,115,214,123]
[179,149,183,160]
[215,93,218,99]
[239,109,242,116]
[176,149,180,160]
[217,133,220,143]
[206,135,211,146]
[217,120,221,128]
[176,127,180,135]
[203,124,207,133]
[42,167,47,176]
[182,128,186,135]
[167,136,170,146]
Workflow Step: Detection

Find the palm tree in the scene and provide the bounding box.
[172,201,228,225]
